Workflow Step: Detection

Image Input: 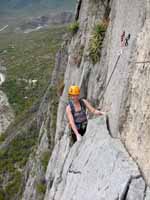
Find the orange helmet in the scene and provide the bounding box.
[68,85,80,95]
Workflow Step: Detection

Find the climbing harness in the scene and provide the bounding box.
[99,31,131,101]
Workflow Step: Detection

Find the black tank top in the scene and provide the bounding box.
[69,99,87,126]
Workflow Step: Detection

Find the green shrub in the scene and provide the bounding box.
[40,151,50,172]
[0,189,5,200]
[0,123,39,199]
[0,134,6,143]
[4,171,22,199]
[89,23,107,64]
[0,125,38,174]
[36,182,46,194]
[68,21,79,35]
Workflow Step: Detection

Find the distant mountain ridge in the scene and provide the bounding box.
[0,0,76,16]
[18,11,73,33]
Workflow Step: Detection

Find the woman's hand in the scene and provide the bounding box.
[76,133,82,141]
[94,110,106,115]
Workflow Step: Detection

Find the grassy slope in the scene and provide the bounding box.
[0,26,67,200]
[0,26,66,116]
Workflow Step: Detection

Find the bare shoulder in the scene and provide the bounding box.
[82,99,89,105]
[66,104,71,113]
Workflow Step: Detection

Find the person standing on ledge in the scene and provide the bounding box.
[66,85,105,142]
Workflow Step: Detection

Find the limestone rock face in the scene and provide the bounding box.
[55,0,147,141]
[145,187,150,200]
[21,44,69,200]
[126,177,145,200]
[54,0,150,189]
[20,0,150,199]
[44,118,146,200]
[121,18,150,184]
[0,64,14,134]
[0,91,14,134]
[102,0,146,137]
[55,0,111,141]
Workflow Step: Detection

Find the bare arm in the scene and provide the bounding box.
[82,99,105,115]
[66,105,80,137]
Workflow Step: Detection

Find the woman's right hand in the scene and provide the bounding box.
[76,133,82,141]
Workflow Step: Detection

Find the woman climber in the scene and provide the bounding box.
[66,85,105,142]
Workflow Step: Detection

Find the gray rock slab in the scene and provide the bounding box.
[44,132,71,199]
[145,187,150,200]
[45,117,142,200]
[0,90,14,134]
[126,177,145,200]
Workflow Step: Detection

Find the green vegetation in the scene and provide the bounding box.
[0,122,38,199]
[0,125,38,170]
[40,151,51,172]
[5,171,22,199]
[0,189,5,200]
[0,25,67,199]
[89,22,107,64]
[0,26,66,116]
[68,21,79,36]
[0,134,6,143]
[36,181,46,195]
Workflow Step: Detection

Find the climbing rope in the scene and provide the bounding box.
[99,31,131,102]
[99,54,121,101]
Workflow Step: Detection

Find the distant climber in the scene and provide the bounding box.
[125,33,131,46]
[121,31,125,43]
[66,85,105,142]
[120,31,131,47]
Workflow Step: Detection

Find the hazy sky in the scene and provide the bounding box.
[0,0,76,11]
